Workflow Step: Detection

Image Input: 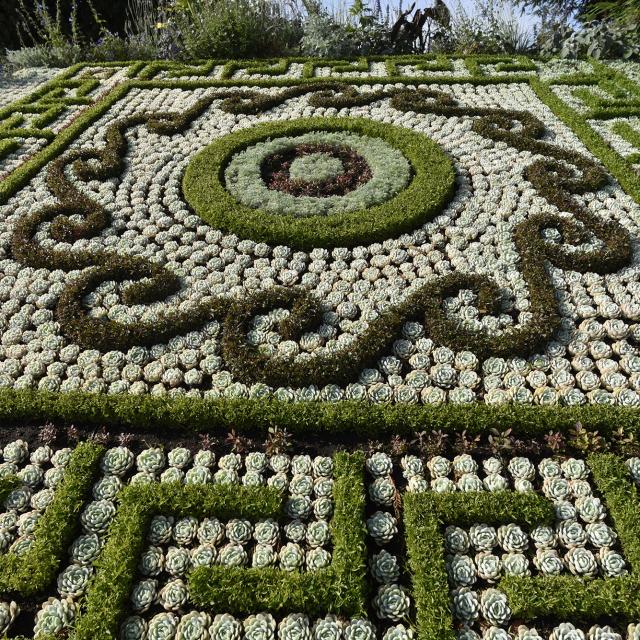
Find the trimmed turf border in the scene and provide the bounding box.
[0,441,104,596]
[70,451,366,640]
[183,116,455,249]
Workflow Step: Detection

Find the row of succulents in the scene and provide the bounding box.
[0,67,59,110]
[589,118,640,168]
[2,75,640,403]
[2,440,640,637]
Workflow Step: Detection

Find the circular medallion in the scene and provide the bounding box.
[183,117,456,249]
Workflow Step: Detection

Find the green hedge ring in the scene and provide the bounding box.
[182,116,457,249]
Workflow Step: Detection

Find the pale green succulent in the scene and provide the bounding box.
[51,448,72,468]
[484,626,511,640]
[254,519,280,546]
[159,578,189,611]
[148,516,174,545]
[457,628,481,640]
[147,612,179,640]
[215,469,239,485]
[476,552,502,582]
[0,600,18,635]
[306,547,331,570]
[161,467,185,484]
[561,459,589,480]
[193,450,215,468]
[165,547,191,577]
[131,578,158,613]
[555,501,578,521]
[9,534,33,555]
[137,448,166,474]
[313,497,333,520]
[586,523,617,548]
[382,624,414,640]
[93,474,123,501]
[17,464,44,489]
[470,525,497,551]
[278,613,312,640]
[497,524,528,553]
[366,453,393,478]
[119,615,147,640]
[311,615,342,640]
[508,457,536,481]
[431,477,455,493]
[101,447,134,477]
[0,530,15,553]
[447,554,477,586]
[538,459,562,479]
[5,486,31,512]
[515,626,544,640]
[80,499,116,534]
[33,597,76,636]
[530,525,557,549]
[588,626,622,640]
[452,454,478,476]
[244,613,276,640]
[483,474,509,492]
[0,462,18,479]
[626,458,640,484]
[17,511,40,535]
[565,547,598,577]
[57,563,91,598]
[268,472,289,492]
[313,456,333,478]
[291,455,313,476]
[306,520,329,548]
[514,479,534,493]
[139,546,164,577]
[534,549,564,575]
[130,472,155,485]
[210,614,242,640]
[599,548,627,577]
[370,477,396,506]
[270,454,290,474]
[30,445,53,466]
[451,587,479,623]
[3,440,28,465]
[575,496,605,524]
[571,479,593,498]
[367,511,398,545]
[168,447,192,469]
[280,542,304,571]
[549,623,586,640]
[374,584,410,621]
[219,543,248,566]
[286,496,312,520]
[483,457,503,475]
[458,474,484,492]
[401,455,423,478]
[627,624,640,640]
[31,488,55,512]
[243,471,264,486]
[44,467,64,489]
[480,589,511,626]
[174,516,199,545]
[185,466,212,485]
[176,612,211,640]
[226,519,253,544]
[252,543,277,567]
[502,552,530,577]
[343,618,375,640]
[370,550,400,584]
[219,454,242,471]
[246,452,268,473]
[445,526,470,555]
[557,520,587,548]
[407,476,428,493]
[191,543,217,567]
[198,517,224,545]
[290,474,314,496]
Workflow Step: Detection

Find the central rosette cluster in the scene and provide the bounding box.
[224,131,412,217]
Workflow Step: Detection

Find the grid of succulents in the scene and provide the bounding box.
[0,56,640,406]
[2,436,640,640]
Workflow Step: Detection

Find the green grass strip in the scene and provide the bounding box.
[75,482,282,640]
[532,77,640,204]
[190,451,367,616]
[502,454,640,621]
[405,489,553,640]
[0,441,103,596]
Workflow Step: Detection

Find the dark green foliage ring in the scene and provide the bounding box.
[182,117,456,249]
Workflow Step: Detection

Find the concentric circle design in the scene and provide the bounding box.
[183,117,456,249]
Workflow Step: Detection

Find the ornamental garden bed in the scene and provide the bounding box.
[1,54,640,639]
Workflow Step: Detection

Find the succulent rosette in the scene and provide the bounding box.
[244,613,276,640]
[366,453,394,478]
[34,597,77,638]
[279,542,305,571]
[515,626,544,640]
[226,519,253,544]
[0,601,18,635]
[586,522,617,548]
[175,611,211,640]
[534,548,564,575]
[561,459,589,480]
[374,584,410,621]
[57,563,91,598]
[549,623,586,640]
[101,447,135,476]
[497,524,528,553]
[312,615,342,640]
[343,619,376,640]
[252,543,277,567]
[131,578,158,613]
[538,459,562,479]
[598,548,627,576]
[136,448,166,474]
[168,447,192,469]
[575,496,605,523]
[451,587,480,623]
[219,543,248,566]
[501,552,531,577]
[508,457,536,481]
[483,627,510,640]
[307,546,331,569]
[166,546,191,577]
[278,614,312,640]
[557,520,587,547]
[185,466,213,485]
[3,440,28,465]
[480,589,511,626]
[371,550,401,584]
[565,547,598,577]
[530,525,557,549]
[367,511,398,545]
[370,477,397,506]
[198,517,224,545]
[120,615,148,640]
[306,520,329,548]
[427,456,452,479]
[159,578,189,612]
[470,524,498,551]
[93,474,124,501]
[484,474,509,492]
[476,552,502,582]
[80,499,116,534]
[383,625,414,640]
[447,554,477,586]
[147,612,180,640]
[148,516,175,544]
[453,455,478,477]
